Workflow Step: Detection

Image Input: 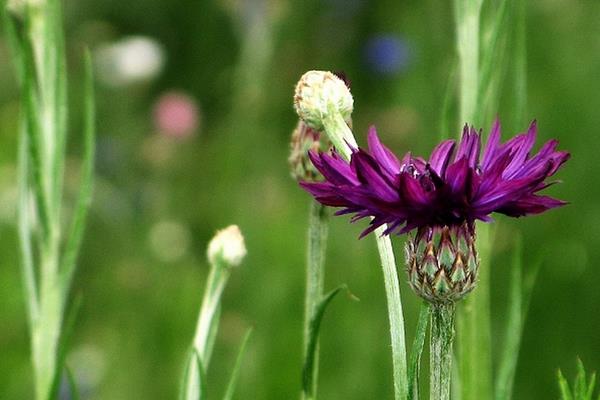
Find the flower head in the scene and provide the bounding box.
[301,120,570,238]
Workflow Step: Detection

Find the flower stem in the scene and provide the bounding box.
[193,262,231,365]
[321,109,407,400]
[302,201,329,400]
[374,227,408,400]
[430,303,456,400]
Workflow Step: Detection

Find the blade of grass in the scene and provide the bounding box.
[302,285,347,398]
[49,0,68,213]
[476,0,510,120]
[17,124,39,327]
[457,223,493,400]
[302,202,329,400]
[180,348,208,400]
[408,303,430,400]
[59,49,95,298]
[495,236,523,400]
[558,370,574,400]
[47,293,82,400]
[439,60,457,142]
[222,328,253,400]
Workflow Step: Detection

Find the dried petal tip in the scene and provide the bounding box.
[207,225,247,267]
[406,224,479,303]
[294,70,353,131]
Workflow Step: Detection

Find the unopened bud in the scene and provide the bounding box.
[294,70,353,132]
[288,120,324,182]
[207,225,247,267]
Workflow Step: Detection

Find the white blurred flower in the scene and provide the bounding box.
[95,36,165,87]
[207,225,247,267]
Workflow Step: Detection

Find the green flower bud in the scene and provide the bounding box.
[293,70,353,132]
[405,223,479,304]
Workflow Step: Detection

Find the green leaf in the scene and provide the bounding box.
[495,236,524,400]
[408,303,430,400]
[180,347,207,400]
[457,223,493,400]
[439,60,457,141]
[59,49,96,300]
[558,370,574,400]
[47,294,83,400]
[222,328,253,400]
[302,285,347,397]
[476,0,510,121]
[557,360,599,400]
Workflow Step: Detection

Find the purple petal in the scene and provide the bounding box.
[429,140,456,177]
[367,126,401,176]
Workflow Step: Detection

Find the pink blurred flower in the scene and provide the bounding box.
[153,91,200,138]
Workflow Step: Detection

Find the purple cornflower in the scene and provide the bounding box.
[301,120,569,238]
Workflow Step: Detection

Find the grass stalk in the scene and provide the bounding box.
[5,1,96,398]
[301,202,329,400]
[430,303,456,400]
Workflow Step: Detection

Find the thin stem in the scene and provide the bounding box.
[193,263,230,365]
[408,303,430,400]
[322,107,358,160]
[302,201,329,400]
[375,227,408,400]
[320,109,407,400]
[430,303,456,400]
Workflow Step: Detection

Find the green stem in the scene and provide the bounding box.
[408,303,430,400]
[374,228,408,400]
[430,303,456,400]
[321,109,407,400]
[185,262,231,399]
[302,202,329,400]
[193,263,230,365]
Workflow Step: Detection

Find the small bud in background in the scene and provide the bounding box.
[153,91,200,139]
[288,120,323,182]
[207,225,247,267]
[405,223,479,304]
[294,70,353,132]
[95,36,165,87]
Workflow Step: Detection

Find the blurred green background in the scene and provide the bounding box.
[0,0,598,399]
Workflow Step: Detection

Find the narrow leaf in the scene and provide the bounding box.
[558,370,573,400]
[222,328,253,400]
[302,285,347,396]
[59,49,96,299]
[48,294,83,400]
[180,348,207,400]
[495,236,523,400]
[439,61,457,141]
[408,303,430,400]
[586,373,597,400]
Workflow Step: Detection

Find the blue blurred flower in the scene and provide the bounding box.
[364,35,411,75]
